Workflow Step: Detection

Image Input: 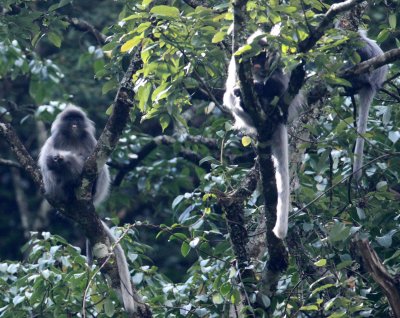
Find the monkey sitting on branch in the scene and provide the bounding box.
[38,104,135,314]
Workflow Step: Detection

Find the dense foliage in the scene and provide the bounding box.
[0,0,399,317]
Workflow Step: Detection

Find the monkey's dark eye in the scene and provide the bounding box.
[63,111,84,122]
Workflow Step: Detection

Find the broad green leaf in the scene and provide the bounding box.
[220,282,231,296]
[181,241,190,257]
[328,223,351,242]
[212,32,225,43]
[102,80,116,94]
[48,32,62,48]
[150,5,180,18]
[159,114,170,131]
[104,298,115,317]
[377,29,389,43]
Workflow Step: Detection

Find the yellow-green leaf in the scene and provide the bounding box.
[212,293,224,305]
[121,36,142,53]
[150,5,180,18]
[242,136,252,147]
[212,31,226,43]
[314,259,327,267]
[389,14,397,29]
[300,305,318,311]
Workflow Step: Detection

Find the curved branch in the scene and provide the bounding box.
[341,47,400,77]
[66,17,107,45]
[299,0,365,53]
[0,120,43,189]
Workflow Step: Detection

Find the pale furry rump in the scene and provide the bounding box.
[101,221,135,314]
[271,124,289,239]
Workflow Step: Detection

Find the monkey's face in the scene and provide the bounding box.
[60,111,86,137]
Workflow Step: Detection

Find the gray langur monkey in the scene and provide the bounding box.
[343,30,388,181]
[38,105,135,314]
[223,30,304,239]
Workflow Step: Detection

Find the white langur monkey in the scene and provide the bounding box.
[223,29,304,239]
[38,105,135,314]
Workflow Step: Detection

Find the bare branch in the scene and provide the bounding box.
[0,120,43,189]
[0,158,21,168]
[66,17,107,45]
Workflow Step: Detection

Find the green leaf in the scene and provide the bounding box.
[104,298,115,317]
[121,36,142,53]
[259,294,271,308]
[212,32,226,43]
[159,114,170,131]
[278,5,298,13]
[328,223,351,242]
[150,5,180,18]
[102,80,116,95]
[389,14,397,29]
[300,305,318,311]
[212,293,224,304]
[48,32,62,48]
[311,283,335,296]
[234,44,252,56]
[181,241,190,257]
[220,283,231,296]
[314,259,326,267]
[142,0,153,7]
[377,29,389,43]
[169,232,187,242]
[241,136,252,147]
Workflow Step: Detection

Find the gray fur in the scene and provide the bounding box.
[38,104,109,205]
[38,105,135,313]
[349,31,388,181]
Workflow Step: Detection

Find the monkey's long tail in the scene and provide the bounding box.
[353,87,376,182]
[101,221,136,314]
[271,123,290,239]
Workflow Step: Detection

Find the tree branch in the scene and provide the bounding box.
[0,120,43,189]
[66,17,107,45]
[298,0,365,53]
[0,157,21,168]
[216,167,261,310]
[353,237,400,318]
[341,47,400,77]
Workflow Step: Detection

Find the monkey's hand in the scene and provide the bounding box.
[46,151,84,177]
[46,153,67,172]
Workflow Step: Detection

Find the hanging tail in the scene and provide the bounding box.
[101,221,135,314]
[271,123,290,239]
[353,87,376,181]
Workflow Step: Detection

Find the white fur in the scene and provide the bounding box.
[271,124,289,239]
[223,50,302,239]
[101,222,135,314]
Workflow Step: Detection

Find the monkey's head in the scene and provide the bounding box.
[51,105,95,139]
